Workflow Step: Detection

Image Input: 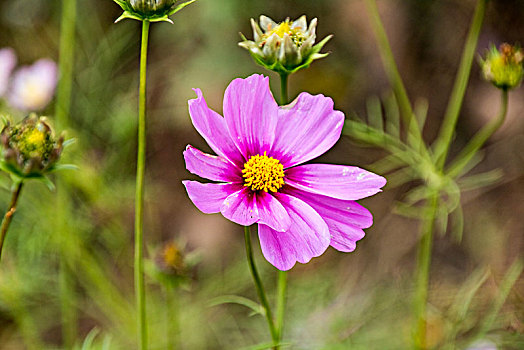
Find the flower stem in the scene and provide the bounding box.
[446,89,509,178]
[55,0,76,129]
[432,0,487,169]
[413,191,439,350]
[135,19,150,350]
[56,0,77,346]
[244,225,278,348]
[275,270,287,342]
[0,181,24,262]
[364,0,426,154]
[279,73,289,105]
[276,72,289,344]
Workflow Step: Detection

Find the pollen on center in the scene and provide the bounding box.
[242,151,285,193]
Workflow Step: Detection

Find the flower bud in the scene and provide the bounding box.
[0,114,63,178]
[155,241,186,276]
[113,0,195,23]
[481,43,523,90]
[129,0,176,16]
[239,15,332,75]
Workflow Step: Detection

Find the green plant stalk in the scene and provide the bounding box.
[447,89,508,178]
[0,181,23,262]
[475,258,523,341]
[433,0,487,169]
[275,72,289,344]
[55,0,76,129]
[413,191,439,350]
[244,225,278,349]
[165,286,179,349]
[55,0,78,346]
[279,73,289,105]
[135,19,150,350]
[364,0,426,155]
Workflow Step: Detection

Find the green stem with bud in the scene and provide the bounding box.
[0,181,24,262]
[244,225,279,349]
[135,19,150,350]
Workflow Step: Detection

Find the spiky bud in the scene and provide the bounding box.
[239,15,332,75]
[113,0,195,23]
[481,43,523,90]
[0,114,64,179]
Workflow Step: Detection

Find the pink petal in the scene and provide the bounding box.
[183,145,242,182]
[256,191,291,232]
[8,58,58,112]
[257,193,330,270]
[223,74,279,158]
[285,164,387,200]
[220,187,259,226]
[0,48,17,97]
[271,93,345,167]
[183,181,242,214]
[284,187,372,252]
[188,88,244,165]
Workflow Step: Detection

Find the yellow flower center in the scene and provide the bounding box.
[263,20,306,47]
[270,21,292,38]
[242,152,285,192]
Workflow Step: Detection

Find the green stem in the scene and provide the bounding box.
[413,192,439,350]
[364,0,426,154]
[275,73,289,344]
[279,73,289,105]
[244,225,278,348]
[135,19,150,350]
[275,270,287,342]
[0,181,24,262]
[55,0,76,129]
[56,0,77,345]
[433,0,487,169]
[165,286,178,350]
[446,89,508,178]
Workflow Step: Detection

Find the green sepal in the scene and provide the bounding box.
[115,11,144,23]
[36,176,56,192]
[46,164,79,173]
[167,0,196,17]
[248,34,333,75]
[113,0,196,23]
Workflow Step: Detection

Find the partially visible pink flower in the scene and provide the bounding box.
[0,48,17,97]
[7,58,58,112]
[183,74,386,271]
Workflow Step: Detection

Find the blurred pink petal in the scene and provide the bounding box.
[7,58,58,112]
[0,48,17,97]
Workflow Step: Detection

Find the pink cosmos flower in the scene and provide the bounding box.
[183,74,386,270]
[7,58,58,112]
[0,48,17,97]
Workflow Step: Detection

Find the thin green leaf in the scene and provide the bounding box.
[81,328,100,350]
[450,203,464,242]
[208,295,264,316]
[457,169,503,192]
[414,98,429,131]
[475,259,523,340]
[367,96,383,131]
[383,91,400,139]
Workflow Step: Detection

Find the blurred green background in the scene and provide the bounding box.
[0,0,522,349]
